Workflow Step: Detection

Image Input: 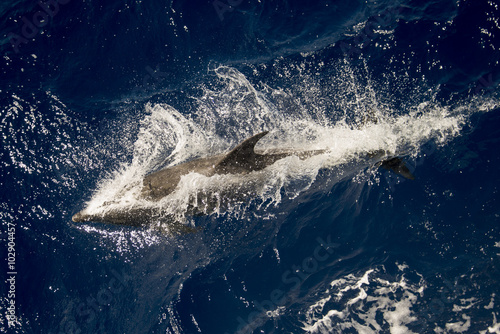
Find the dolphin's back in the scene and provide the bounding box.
[141,155,222,200]
[141,131,326,201]
[141,132,272,200]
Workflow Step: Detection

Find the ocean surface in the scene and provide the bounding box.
[1,0,499,333]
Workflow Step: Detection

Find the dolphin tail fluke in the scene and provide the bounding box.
[380,157,415,180]
[396,164,415,180]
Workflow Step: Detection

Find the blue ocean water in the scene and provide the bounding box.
[1,0,500,333]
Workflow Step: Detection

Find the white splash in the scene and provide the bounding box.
[78,66,483,231]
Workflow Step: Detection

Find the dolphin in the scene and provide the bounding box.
[72,129,414,230]
[71,131,325,228]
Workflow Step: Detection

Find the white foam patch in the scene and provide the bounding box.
[301,264,500,334]
[445,314,471,333]
[301,265,423,334]
[479,313,500,334]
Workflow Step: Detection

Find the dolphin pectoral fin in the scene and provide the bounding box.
[215,131,269,173]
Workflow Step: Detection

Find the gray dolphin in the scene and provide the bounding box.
[72,131,325,228]
[72,129,413,229]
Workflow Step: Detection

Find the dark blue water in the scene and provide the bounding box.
[1,0,499,333]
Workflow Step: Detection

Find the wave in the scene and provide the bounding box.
[301,263,499,333]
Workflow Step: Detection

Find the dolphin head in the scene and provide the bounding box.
[72,211,89,223]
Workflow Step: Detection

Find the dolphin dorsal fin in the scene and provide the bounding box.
[215,131,269,173]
